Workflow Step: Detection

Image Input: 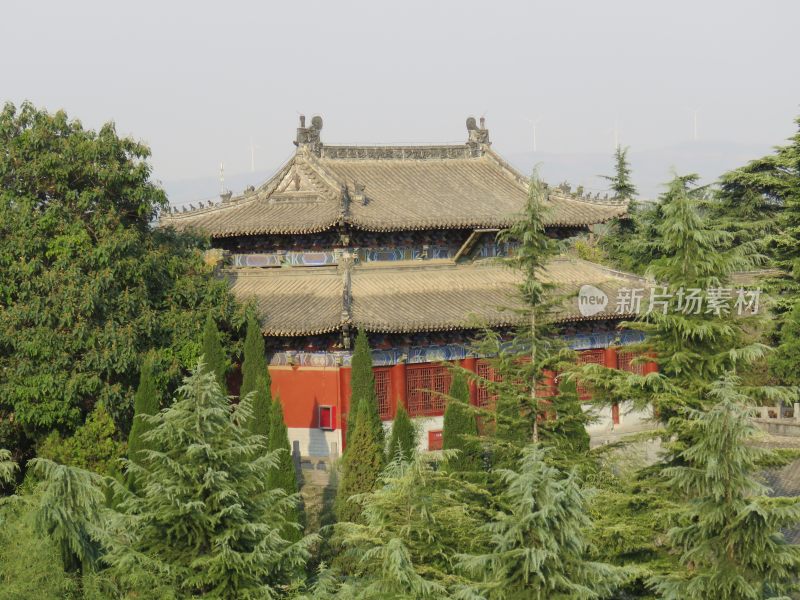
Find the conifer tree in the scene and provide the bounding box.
[770,299,800,386]
[334,455,492,597]
[459,445,623,599]
[578,174,767,431]
[335,404,384,524]
[201,311,227,390]
[240,309,273,439]
[602,145,637,200]
[346,329,384,449]
[127,355,160,466]
[105,363,314,595]
[0,448,17,485]
[266,398,301,540]
[651,375,800,599]
[240,309,269,400]
[386,402,416,462]
[442,371,481,472]
[541,378,590,462]
[29,458,106,575]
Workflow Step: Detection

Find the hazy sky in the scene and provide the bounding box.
[3,0,799,194]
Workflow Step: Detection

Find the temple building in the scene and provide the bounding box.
[160,116,655,457]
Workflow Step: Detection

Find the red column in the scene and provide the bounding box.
[645,352,659,375]
[391,360,407,414]
[462,357,478,406]
[605,348,620,425]
[604,347,618,369]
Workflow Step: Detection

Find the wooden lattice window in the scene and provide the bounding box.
[373,368,392,420]
[617,350,645,375]
[406,364,451,417]
[476,359,502,408]
[576,349,605,401]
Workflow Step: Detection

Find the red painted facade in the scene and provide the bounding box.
[269,348,658,438]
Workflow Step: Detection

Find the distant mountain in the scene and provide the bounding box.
[161,140,775,207]
[506,140,775,200]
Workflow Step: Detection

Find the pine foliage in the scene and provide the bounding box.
[266,398,301,540]
[29,458,106,574]
[335,405,385,524]
[386,403,416,463]
[602,145,638,199]
[442,371,481,472]
[333,454,492,597]
[104,362,314,596]
[127,356,160,466]
[650,375,800,599]
[347,330,384,449]
[201,312,228,390]
[0,447,17,485]
[770,299,800,386]
[459,445,624,599]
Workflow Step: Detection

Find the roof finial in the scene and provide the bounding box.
[294,114,323,155]
[466,115,490,155]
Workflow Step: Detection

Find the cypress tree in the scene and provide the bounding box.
[105,363,314,595]
[442,371,481,472]
[347,330,384,449]
[127,355,160,466]
[201,312,227,390]
[335,404,384,523]
[240,309,273,438]
[651,375,800,599]
[386,403,416,462]
[267,398,301,539]
[240,309,269,400]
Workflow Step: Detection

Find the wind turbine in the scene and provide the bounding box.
[525,117,541,152]
[690,108,700,141]
[249,137,261,172]
[609,119,620,150]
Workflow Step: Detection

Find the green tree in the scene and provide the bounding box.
[266,398,301,540]
[386,403,416,463]
[333,455,492,597]
[540,378,590,463]
[240,309,269,401]
[651,375,800,599]
[460,445,624,599]
[126,356,160,467]
[0,102,239,443]
[442,371,481,472]
[346,330,384,449]
[241,310,273,441]
[104,362,315,596]
[29,458,106,576]
[38,404,126,477]
[714,116,799,294]
[335,405,384,524]
[602,145,637,199]
[201,312,228,390]
[771,299,800,386]
[578,174,768,432]
[0,447,17,485]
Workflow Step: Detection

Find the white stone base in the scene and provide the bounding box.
[287,427,342,458]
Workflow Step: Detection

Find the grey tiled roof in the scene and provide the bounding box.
[160,144,627,237]
[224,257,647,336]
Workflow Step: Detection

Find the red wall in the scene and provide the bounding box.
[267,348,658,433]
[269,366,350,430]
